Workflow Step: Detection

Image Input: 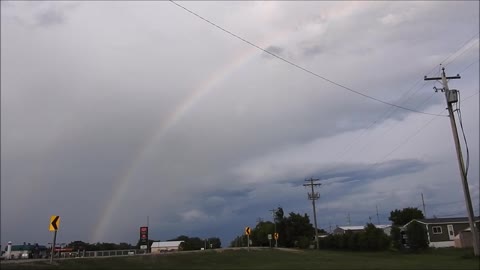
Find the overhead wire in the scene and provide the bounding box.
[170,2,479,218]
[358,90,478,179]
[455,91,470,177]
[169,0,445,117]
[443,38,480,67]
[347,50,479,165]
[169,1,479,178]
[440,32,479,67]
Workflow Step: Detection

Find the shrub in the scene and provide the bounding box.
[390,226,403,250]
[405,221,429,251]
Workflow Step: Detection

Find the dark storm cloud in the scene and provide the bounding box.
[321,159,430,183]
[268,159,430,188]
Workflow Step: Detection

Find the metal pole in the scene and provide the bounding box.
[50,231,57,264]
[247,235,250,251]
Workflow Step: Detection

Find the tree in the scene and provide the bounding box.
[363,223,391,251]
[390,226,403,250]
[230,208,315,249]
[168,235,204,250]
[281,212,314,248]
[251,221,274,247]
[389,207,424,226]
[229,235,248,247]
[405,221,429,251]
[207,237,221,249]
[67,241,87,250]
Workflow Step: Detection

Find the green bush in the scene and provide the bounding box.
[405,221,429,251]
[296,236,310,249]
[390,226,403,250]
[318,224,390,251]
[347,232,359,250]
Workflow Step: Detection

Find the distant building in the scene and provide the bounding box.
[403,216,480,248]
[333,226,365,235]
[150,241,184,253]
[333,225,392,236]
[3,243,48,259]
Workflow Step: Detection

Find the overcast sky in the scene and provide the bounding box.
[1,1,479,247]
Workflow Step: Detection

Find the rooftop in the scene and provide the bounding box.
[151,241,184,248]
[337,224,392,231]
[413,216,480,225]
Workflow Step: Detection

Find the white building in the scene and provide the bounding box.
[150,241,184,253]
[333,224,392,236]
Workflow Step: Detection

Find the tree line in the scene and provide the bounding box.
[66,235,222,251]
[230,207,326,248]
[230,206,429,252]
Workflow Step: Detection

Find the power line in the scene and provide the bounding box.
[459,58,480,74]
[359,89,477,177]
[441,32,479,67]
[444,38,480,67]
[169,1,445,117]
[333,34,480,166]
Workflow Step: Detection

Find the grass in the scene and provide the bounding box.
[1,248,479,270]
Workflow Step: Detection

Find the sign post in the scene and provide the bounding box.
[268,234,272,248]
[245,226,251,251]
[49,216,60,263]
[274,232,279,247]
[140,226,148,252]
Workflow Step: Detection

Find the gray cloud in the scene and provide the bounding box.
[35,8,65,26]
[1,1,478,247]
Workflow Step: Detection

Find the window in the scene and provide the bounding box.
[432,226,442,234]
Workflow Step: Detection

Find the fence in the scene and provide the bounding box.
[49,249,148,259]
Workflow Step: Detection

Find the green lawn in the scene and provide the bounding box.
[1,248,479,270]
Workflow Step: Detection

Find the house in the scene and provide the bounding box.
[333,224,392,236]
[403,216,480,248]
[150,241,184,253]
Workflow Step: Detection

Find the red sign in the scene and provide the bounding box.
[140,226,148,244]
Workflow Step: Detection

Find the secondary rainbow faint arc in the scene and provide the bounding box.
[91,31,289,242]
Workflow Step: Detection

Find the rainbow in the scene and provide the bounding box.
[90,30,290,242]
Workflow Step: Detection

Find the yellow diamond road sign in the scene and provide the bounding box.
[245,226,251,236]
[274,232,279,240]
[49,216,60,231]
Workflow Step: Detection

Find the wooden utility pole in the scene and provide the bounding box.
[303,178,321,250]
[421,193,427,218]
[425,67,479,256]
